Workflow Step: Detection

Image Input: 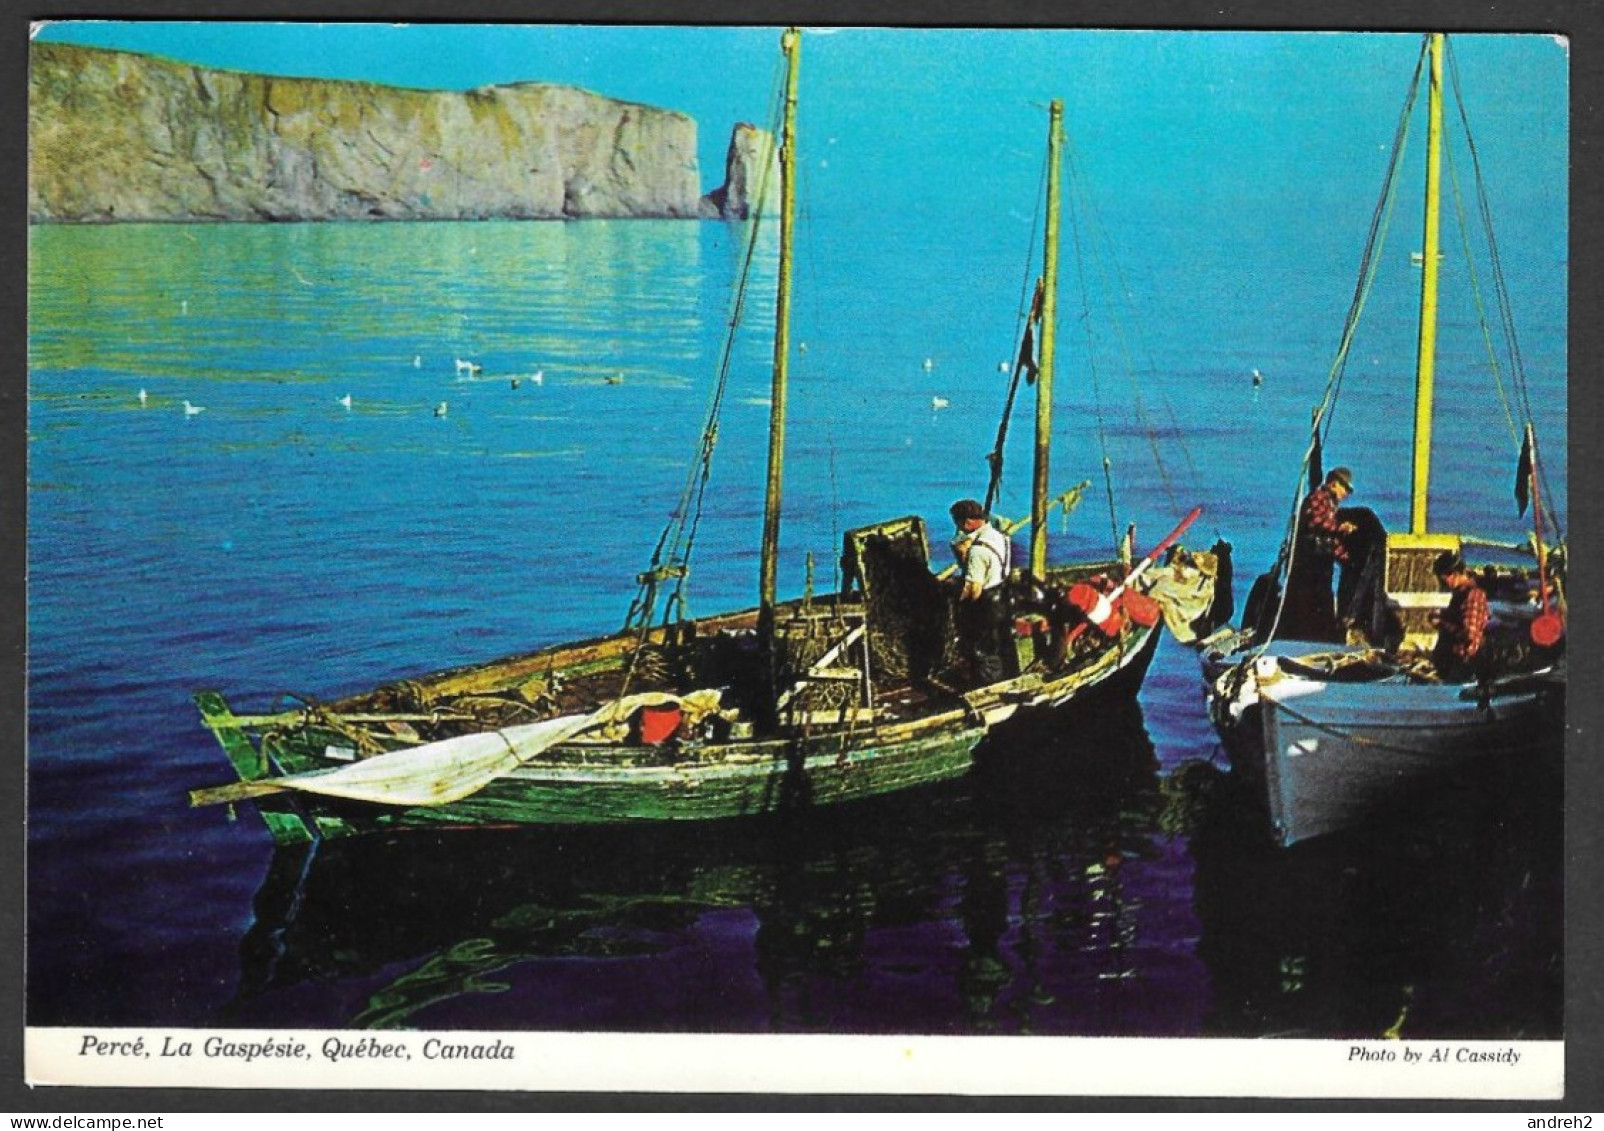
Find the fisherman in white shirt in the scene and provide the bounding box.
[948,498,1012,684]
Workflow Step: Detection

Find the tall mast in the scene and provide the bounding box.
[1030,99,1064,578]
[759,27,801,617]
[1409,32,1445,536]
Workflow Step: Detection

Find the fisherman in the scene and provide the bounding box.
[1429,550,1489,683]
[1280,466,1365,641]
[948,498,1012,684]
[1301,466,1359,566]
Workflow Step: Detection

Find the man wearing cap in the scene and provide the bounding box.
[1280,466,1363,641]
[1301,467,1359,566]
[949,499,1012,684]
[1430,550,1490,682]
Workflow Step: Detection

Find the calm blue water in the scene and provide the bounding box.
[27,188,1565,1035]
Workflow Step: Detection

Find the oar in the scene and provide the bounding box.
[1117,505,1204,590]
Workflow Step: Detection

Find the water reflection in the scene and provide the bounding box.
[225,700,1197,1035]
[1177,747,1563,1039]
[29,220,727,388]
[221,697,1560,1037]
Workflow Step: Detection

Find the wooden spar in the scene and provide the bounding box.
[191,778,298,807]
[216,710,474,728]
[1410,32,1445,536]
[759,27,801,619]
[1030,99,1064,578]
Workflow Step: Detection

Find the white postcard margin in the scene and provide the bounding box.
[26,1029,1562,1098]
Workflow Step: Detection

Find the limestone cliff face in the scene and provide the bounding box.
[700,123,777,220]
[29,42,708,222]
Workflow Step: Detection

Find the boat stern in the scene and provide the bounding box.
[193,691,318,845]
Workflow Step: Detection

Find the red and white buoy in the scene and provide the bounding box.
[1064,505,1202,641]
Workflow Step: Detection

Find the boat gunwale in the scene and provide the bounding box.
[315,559,1138,707]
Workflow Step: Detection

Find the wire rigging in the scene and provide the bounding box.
[983,140,1049,517]
[622,51,789,640]
[1444,39,1564,539]
[1061,149,1122,555]
[1314,37,1428,450]
[1252,41,1428,651]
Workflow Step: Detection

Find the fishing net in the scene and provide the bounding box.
[842,517,961,683]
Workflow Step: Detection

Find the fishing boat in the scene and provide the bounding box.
[225,700,1164,1029]
[192,28,1216,846]
[1200,33,1566,848]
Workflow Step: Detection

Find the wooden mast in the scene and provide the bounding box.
[759,27,801,618]
[1030,99,1064,578]
[1409,32,1445,536]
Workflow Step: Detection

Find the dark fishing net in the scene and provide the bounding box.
[850,530,961,682]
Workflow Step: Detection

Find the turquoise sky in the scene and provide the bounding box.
[32,22,1568,238]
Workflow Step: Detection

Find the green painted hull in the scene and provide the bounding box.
[299,726,982,841]
[201,700,989,844]
[194,565,1171,846]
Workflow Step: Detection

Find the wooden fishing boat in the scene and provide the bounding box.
[192,28,1216,846]
[225,700,1164,1028]
[1200,33,1566,848]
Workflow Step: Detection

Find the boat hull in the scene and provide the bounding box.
[243,723,985,843]
[202,621,1163,845]
[1204,643,1562,846]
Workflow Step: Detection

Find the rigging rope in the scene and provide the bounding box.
[618,49,789,699]
[985,104,1213,560]
[1247,39,1426,655]
[669,73,790,618]
[1065,143,1189,529]
[1445,39,1564,540]
[984,280,1042,516]
[1256,34,1563,657]
[623,55,788,640]
[1064,191,1122,556]
[984,144,1050,517]
[1443,133,1523,449]
[1315,37,1427,449]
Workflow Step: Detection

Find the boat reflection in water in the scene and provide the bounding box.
[1176,742,1562,1039]
[224,699,1192,1036]
[223,694,1559,1038]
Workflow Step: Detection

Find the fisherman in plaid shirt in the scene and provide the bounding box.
[1280,466,1362,641]
[1430,550,1490,682]
[1299,466,1358,564]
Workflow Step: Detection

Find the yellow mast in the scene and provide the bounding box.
[759,28,801,617]
[1030,99,1064,578]
[1409,32,1445,536]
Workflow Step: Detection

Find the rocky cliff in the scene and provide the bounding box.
[29,42,735,223]
[701,123,778,220]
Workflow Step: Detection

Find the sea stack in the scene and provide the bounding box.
[701,123,778,220]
